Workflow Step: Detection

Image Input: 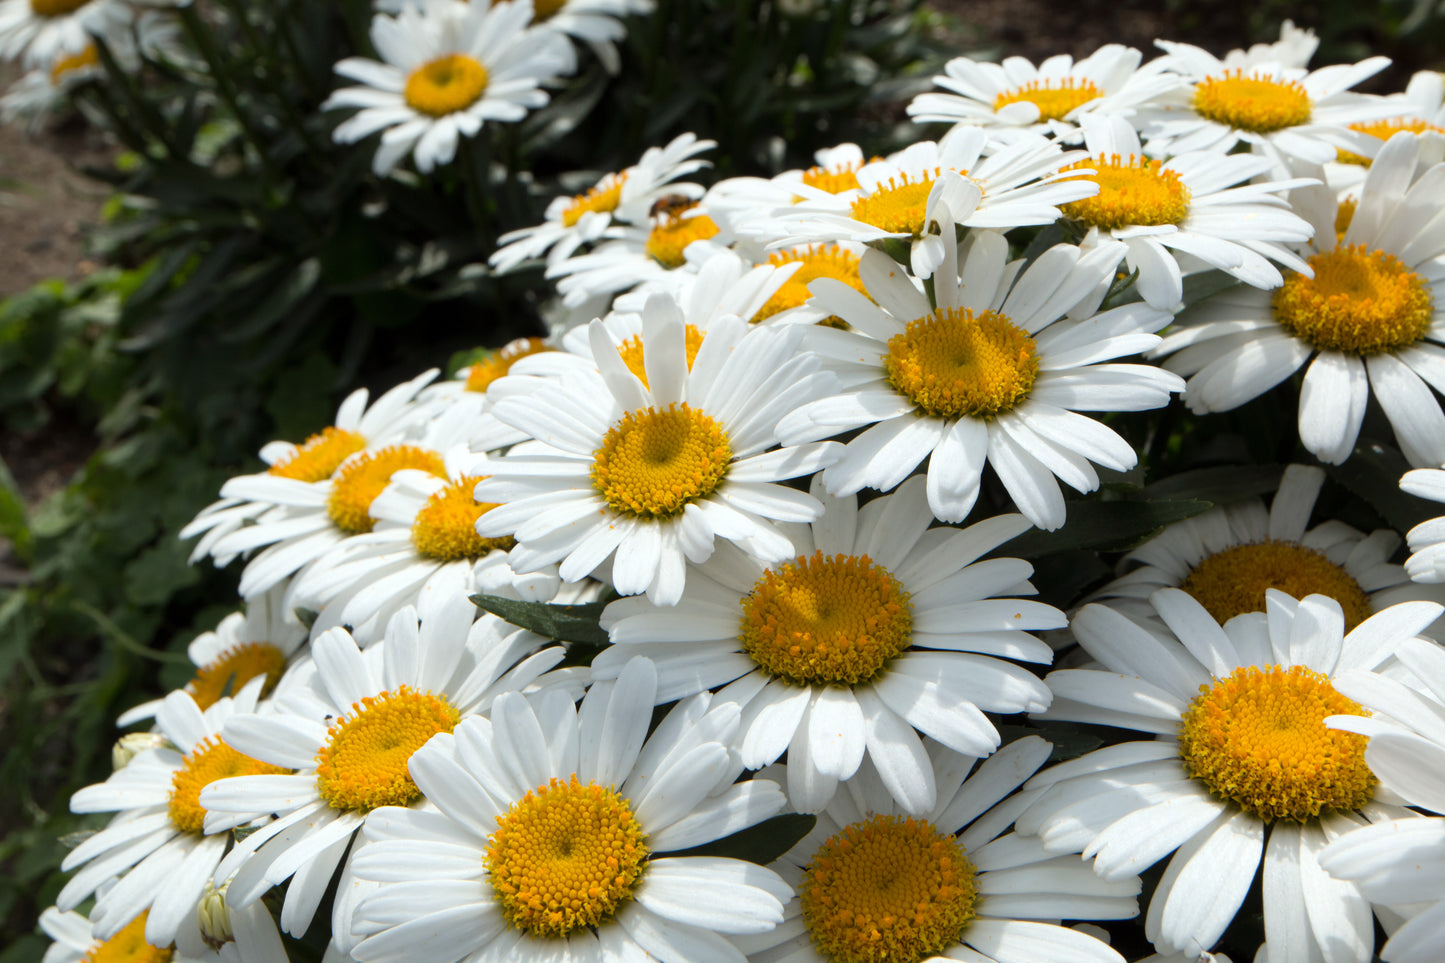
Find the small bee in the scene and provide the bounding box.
[649,194,694,220]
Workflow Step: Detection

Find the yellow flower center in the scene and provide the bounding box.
[314,686,460,812]
[404,54,489,118]
[465,337,553,393]
[411,475,513,561]
[615,324,705,387]
[267,426,367,482]
[82,913,173,963]
[186,641,288,711]
[801,159,866,195]
[739,552,913,687]
[485,774,649,938]
[849,170,942,236]
[1337,119,1445,166]
[560,172,627,228]
[326,445,447,535]
[29,0,89,16]
[1179,539,1374,632]
[168,737,290,835]
[1060,154,1191,230]
[884,308,1039,419]
[1178,665,1375,822]
[993,78,1102,121]
[753,245,866,326]
[1192,70,1312,133]
[645,206,720,268]
[801,814,978,963]
[50,43,98,84]
[1271,245,1434,356]
[590,404,731,519]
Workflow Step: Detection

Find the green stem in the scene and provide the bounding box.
[91,35,181,158]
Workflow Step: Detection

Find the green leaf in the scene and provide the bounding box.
[1180,269,1243,310]
[1328,441,1437,533]
[1003,498,1213,558]
[1143,464,1283,504]
[667,812,816,866]
[123,540,202,607]
[470,594,610,645]
[0,455,30,559]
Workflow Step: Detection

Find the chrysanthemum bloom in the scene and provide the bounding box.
[1021,588,1442,961]
[0,0,127,67]
[323,0,575,176]
[39,906,206,963]
[1400,465,1445,583]
[58,682,284,951]
[199,599,577,951]
[706,143,872,241]
[473,299,842,605]
[739,737,1138,963]
[347,657,791,963]
[778,222,1180,530]
[595,474,1058,813]
[1063,114,1315,311]
[1094,463,1445,634]
[1319,635,1445,963]
[1156,134,1445,467]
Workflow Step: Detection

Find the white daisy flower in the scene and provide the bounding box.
[323,0,576,176]
[1019,588,1442,961]
[346,656,792,963]
[0,41,98,130]
[513,0,651,73]
[473,298,842,605]
[1064,113,1316,311]
[1401,464,1445,582]
[594,474,1059,813]
[777,224,1181,530]
[1094,463,1445,635]
[705,142,871,243]
[57,681,284,951]
[1226,19,1320,71]
[39,905,207,963]
[0,0,128,68]
[198,597,575,950]
[1331,69,1445,171]
[490,131,713,273]
[1155,134,1445,467]
[739,736,1136,963]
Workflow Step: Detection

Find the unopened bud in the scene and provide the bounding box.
[112,732,166,770]
[197,880,234,950]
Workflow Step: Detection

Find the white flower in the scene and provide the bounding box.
[323,0,575,176]
[516,0,651,74]
[0,0,129,68]
[778,224,1180,530]
[347,656,792,963]
[1155,134,1445,467]
[705,142,870,243]
[595,474,1059,814]
[1020,588,1442,961]
[1401,465,1445,583]
[39,904,210,963]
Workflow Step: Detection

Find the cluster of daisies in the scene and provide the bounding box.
[41,19,1445,963]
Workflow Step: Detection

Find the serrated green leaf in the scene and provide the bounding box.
[667,812,816,866]
[470,594,610,645]
[1002,498,1213,558]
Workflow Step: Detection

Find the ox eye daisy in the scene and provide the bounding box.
[0,0,128,68]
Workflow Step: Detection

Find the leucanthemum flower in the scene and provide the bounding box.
[473,299,842,605]
[39,906,206,963]
[1155,134,1445,467]
[1020,588,1442,961]
[346,656,792,963]
[778,223,1181,530]
[1400,464,1445,583]
[323,0,575,176]
[0,0,128,68]
[739,736,1136,963]
[705,142,871,242]
[1332,70,1445,172]
[595,475,1060,814]
[511,0,651,73]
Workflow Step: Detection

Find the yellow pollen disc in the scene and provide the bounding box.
[412,475,513,561]
[993,77,1102,121]
[486,775,648,938]
[1060,153,1191,230]
[404,53,489,118]
[753,245,866,326]
[186,642,288,711]
[1334,200,1357,246]
[1178,664,1375,822]
[168,737,289,835]
[645,206,720,269]
[326,445,447,535]
[1271,245,1434,356]
[1180,539,1374,631]
[268,426,367,482]
[740,552,913,687]
[466,337,553,393]
[1192,70,1312,133]
[615,325,705,387]
[801,814,978,963]
[560,172,627,228]
[50,43,98,83]
[82,912,173,963]
[1337,119,1445,166]
[801,160,866,195]
[590,404,731,519]
[884,308,1039,419]
[314,686,460,812]
[29,0,89,15]
[849,170,942,236]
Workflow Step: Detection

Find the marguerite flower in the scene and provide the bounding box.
[510,0,651,73]
[1400,464,1445,583]
[594,475,1059,814]
[346,656,792,963]
[705,142,870,242]
[0,0,128,68]
[39,906,206,963]
[1019,588,1441,961]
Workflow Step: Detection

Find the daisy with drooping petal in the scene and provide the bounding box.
[323,0,575,176]
[473,296,842,605]
[1155,134,1445,468]
[346,656,792,963]
[594,475,1059,814]
[778,223,1181,530]
[739,736,1136,963]
[0,0,128,68]
[1019,587,1442,962]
